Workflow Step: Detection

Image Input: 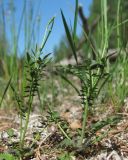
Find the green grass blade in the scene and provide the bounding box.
[61,10,78,64]
[60,73,80,94]
[117,0,121,48]
[73,0,78,40]
[0,77,12,107]
[113,19,128,29]
[97,74,110,97]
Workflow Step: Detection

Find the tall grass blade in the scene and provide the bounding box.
[73,0,78,41]
[113,19,128,29]
[101,0,108,57]
[0,77,12,107]
[16,0,26,52]
[59,74,80,94]
[61,10,78,64]
[117,0,121,48]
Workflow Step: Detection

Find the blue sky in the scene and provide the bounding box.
[1,0,92,56]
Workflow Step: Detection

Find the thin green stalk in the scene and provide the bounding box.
[10,0,16,55]
[0,77,12,108]
[104,0,108,50]
[117,0,121,49]
[73,0,78,41]
[61,10,78,64]
[24,0,27,51]
[20,80,34,148]
[29,0,41,48]
[80,100,89,145]
[27,1,33,50]
[57,123,72,141]
[113,19,128,29]
[20,99,33,148]
[82,30,97,59]
[102,0,108,57]
[16,0,26,52]
[51,80,54,109]
[19,115,23,143]
[1,1,9,79]
[101,0,104,52]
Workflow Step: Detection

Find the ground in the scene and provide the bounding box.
[0,93,128,160]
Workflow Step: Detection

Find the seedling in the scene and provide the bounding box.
[60,0,109,147]
[10,16,55,155]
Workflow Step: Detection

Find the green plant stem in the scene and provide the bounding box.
[20,81,34,148]
[80,101,89,145]
[20,99,33,148]
[101,0,108,57]
[57,123,72,141]
[117,0,121,48]
[19,115,23,143]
